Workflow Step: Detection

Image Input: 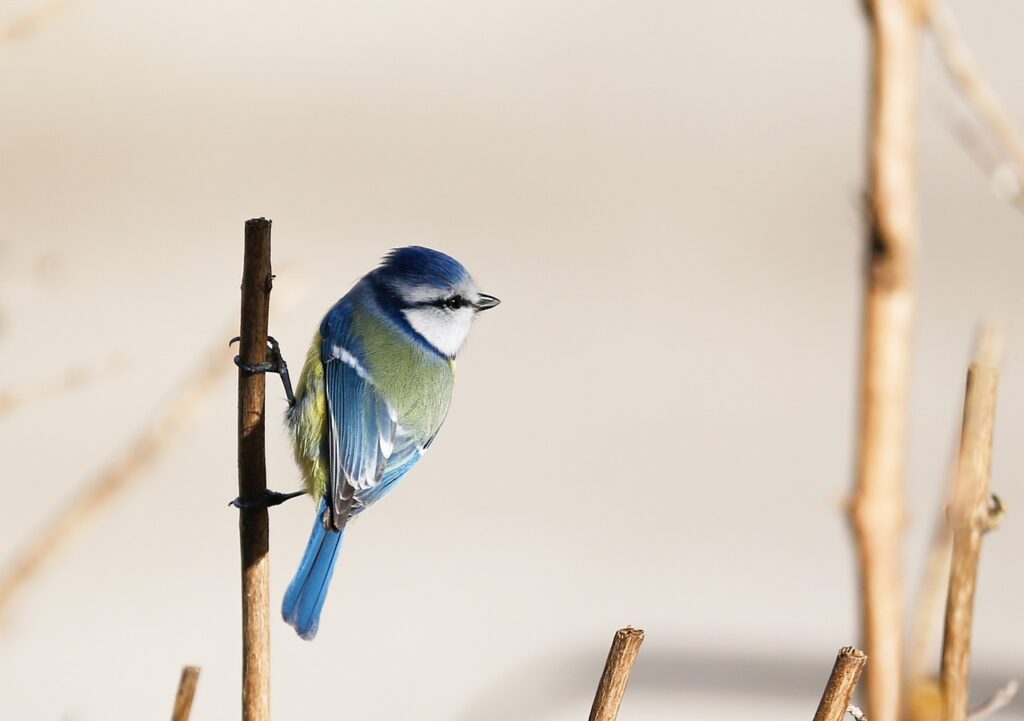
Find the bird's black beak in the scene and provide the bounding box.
[474,293,501,311]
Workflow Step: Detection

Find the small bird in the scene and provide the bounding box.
[240,247,499,639]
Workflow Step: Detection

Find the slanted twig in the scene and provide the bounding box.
[940,364,1000,721]
[0,0,78,45]
[0,356,124,418]
[925,0,1024,206]
[850,4,922,721]
[0,333,231,624]
[237,218,274,721]
[170,666,201,721]
[812,646,868,721]
[589,627,644,721]
[967,680,1019,721]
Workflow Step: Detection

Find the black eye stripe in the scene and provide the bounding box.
[411,294,468,310]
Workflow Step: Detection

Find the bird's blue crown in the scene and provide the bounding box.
[375,246,470,290]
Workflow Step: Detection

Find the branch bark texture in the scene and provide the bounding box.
[850,4,922,721]
[589,627,645,721]
[237,218,274,721]
[171,666,201,721]
[940,364,1000,721]
[812,647,868,721]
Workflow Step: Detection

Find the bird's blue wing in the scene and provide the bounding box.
[322,340,398,530]
[353,433,423,510]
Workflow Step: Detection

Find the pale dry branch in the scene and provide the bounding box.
[0,258,300,625]
[812,646,868,721]
[589,627,645,721]
[0,0,77,45]
[940,364,1000,721]
[0,330,233,623]
[851,4,923,721]
[0,357,125,418]
[967,680,1019,721]
[926,0,1024,205]
[849,704,868,721]
[170,666,201,721]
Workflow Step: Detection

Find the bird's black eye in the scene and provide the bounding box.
[443,295,466,310]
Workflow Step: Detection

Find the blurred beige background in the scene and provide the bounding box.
[1,0,1022,719]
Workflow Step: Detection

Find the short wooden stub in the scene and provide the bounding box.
[170,666,201,721]
[589,627,645,721]
[812,646,868,721]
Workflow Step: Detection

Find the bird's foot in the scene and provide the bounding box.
[230,335,295,406]
[230,489,307,509]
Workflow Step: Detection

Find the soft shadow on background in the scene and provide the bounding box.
[1,1,1022,720]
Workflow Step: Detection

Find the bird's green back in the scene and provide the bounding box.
[349,306,454,441]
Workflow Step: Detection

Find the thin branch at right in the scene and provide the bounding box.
[940,364,1001,721]
[907,322,1006,705]
[926,0,1024,205]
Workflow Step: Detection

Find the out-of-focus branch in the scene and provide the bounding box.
[0,0,77,45]
[850,4,922,721]
[926,0,1024,206]
[812,646,868,721]
[940,364,1000,721]
[908,324,1006,702]
[0,357,125,418]
[170,666,201,721]
[0,260,300,626]
[589,627,645,721]
[967,680,1019,721]
[0,330,232,623]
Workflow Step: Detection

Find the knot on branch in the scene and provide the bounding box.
[982,493,1004,533]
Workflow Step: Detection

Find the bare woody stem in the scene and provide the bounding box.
[589,627,645,721]
[925,0,1024,203]
[238,218,274,721]
[812,647,868,721]
[850,4,922,721]
[170,666,201,721]
[940,364,1000,721]
[908,323,1004,693]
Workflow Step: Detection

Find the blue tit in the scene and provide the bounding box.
[279,246,499,639]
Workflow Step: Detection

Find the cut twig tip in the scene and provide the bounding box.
[813,646,868,721]
[589,626,645,721]
[170,666,201,721]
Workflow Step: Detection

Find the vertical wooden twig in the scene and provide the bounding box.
[589,627,644,721]
[850,3,922,721]
[940,364,1000,721]
[170,666,201,721]
[812,647,868,721]
[238,218,274,721]
[907,324,1005,721]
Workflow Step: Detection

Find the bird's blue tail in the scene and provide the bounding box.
[282,500,343,640]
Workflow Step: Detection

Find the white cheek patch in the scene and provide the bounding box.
[403,306,474,357]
